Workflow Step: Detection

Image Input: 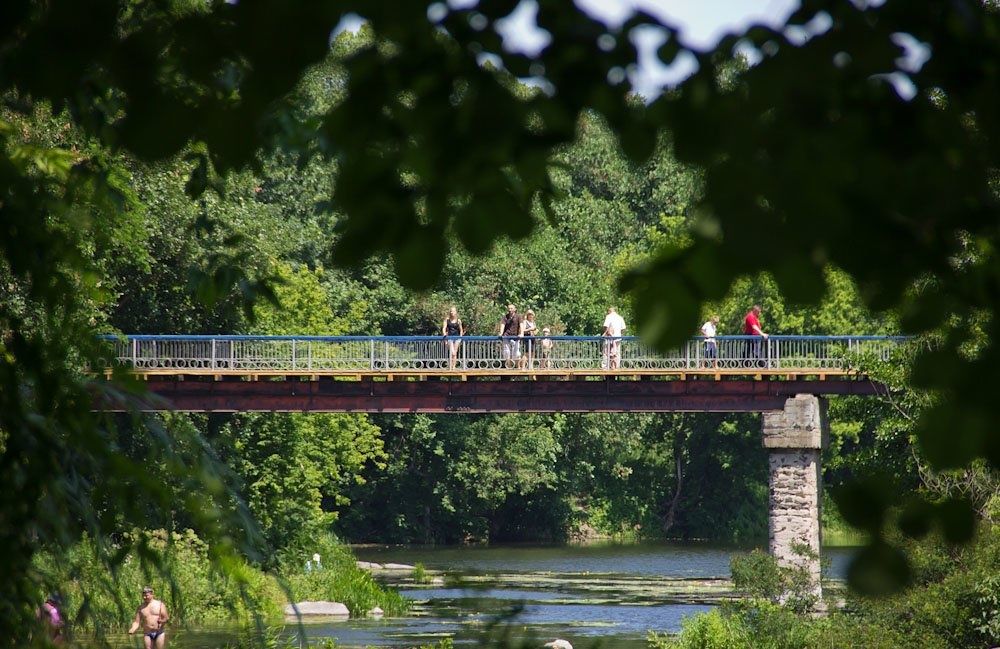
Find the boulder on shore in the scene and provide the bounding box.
[284,601,350,617]
[356,561,416,571]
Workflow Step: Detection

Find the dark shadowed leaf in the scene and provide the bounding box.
[916,404,983,470]
[897,497,933,539]
[936,498,976,544]
[846,540,910,596]
[395,227,447,291]
[832,476,891,533]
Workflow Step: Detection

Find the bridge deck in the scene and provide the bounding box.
[97,335,900,412]
[119,367,859,382]
[103,375,884,413]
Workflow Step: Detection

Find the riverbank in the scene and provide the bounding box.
[41,538,863,648]
[33,530,407,632]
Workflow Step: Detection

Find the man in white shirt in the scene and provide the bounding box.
[602,307,627,370]
[700,315,720,368]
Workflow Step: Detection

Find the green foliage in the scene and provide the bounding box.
[418,639,454,649]
[729,549,819,614]
[340,414,568,544]
[34,530,285,630]
[219,412,385,551]
[648,610,746,649]
[729,550,783,601]
[5,0,1000,632]
[412,563,431,585]
[33,530,406,639]
[659,522,1000,649]
[280,535,407,618]
[250,263,363,336]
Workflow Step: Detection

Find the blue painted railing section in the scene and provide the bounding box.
[99,335,909,372]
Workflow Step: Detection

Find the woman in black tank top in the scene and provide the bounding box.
[442,307,464,369]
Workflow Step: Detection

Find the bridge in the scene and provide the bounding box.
[98,334,902,412]
[99,333,906,598]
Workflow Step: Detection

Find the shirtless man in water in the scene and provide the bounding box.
[128,586,169,648]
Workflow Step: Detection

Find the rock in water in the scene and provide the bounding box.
[367,606,384,618]
[284,601,349,617]
[543,640,573,649]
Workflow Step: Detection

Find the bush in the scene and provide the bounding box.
[730,550,783,600]
[412,563,431,584]
[34,530,407,632]
[34,529,285,630]
[647,610,747,649]
[729,547,819,613]
[279,534,407,617]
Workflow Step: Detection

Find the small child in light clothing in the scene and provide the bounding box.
[540,328,553,369]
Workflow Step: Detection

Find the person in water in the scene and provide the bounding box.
[128,586,169,649]
[38,594,65,644]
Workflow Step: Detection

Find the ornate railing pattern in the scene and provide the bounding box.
[99,335,909,373]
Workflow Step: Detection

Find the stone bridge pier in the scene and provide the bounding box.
[762,394,829,599]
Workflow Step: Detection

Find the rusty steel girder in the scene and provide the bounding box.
[101,377,886,413]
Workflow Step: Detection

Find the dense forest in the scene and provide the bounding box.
[3,16,999,649]
[4,31,903,550]
[0,30,956,551]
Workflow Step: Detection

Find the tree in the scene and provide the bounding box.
[3,1,1000,633]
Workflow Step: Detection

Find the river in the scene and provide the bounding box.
[280,542,853,648]
[146,542,853,648]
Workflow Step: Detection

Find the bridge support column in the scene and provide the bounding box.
[762,394,829,601]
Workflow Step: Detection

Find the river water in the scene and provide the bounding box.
[154,542,853,649]
[289,542,852,649]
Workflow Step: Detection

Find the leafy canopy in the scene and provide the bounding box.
[2,0,1000,623]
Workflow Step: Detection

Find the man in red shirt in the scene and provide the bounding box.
[742,305,769,367]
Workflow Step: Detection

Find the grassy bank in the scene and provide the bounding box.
[821,524,868,547]
[34,530,407,632]
[280,535,408,618]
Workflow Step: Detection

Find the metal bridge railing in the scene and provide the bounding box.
[98,335,910,373]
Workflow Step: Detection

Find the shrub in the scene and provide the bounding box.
[412,563,431,584]
[729,547,819,613]
[33,530,407,631]
[279,535,407,617]
[34,529,285,630]
[660,610,747,649]
[730,550,783,600]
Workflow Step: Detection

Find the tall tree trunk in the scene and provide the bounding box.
[662,433,686,535]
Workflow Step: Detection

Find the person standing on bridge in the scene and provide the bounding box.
[498,304,522,369]
[539,327,554,369]
[742,305,768,367]
[442,306,464,370]
[602,307,627,370]
[700,315,720,369]
[519,309,538,369]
